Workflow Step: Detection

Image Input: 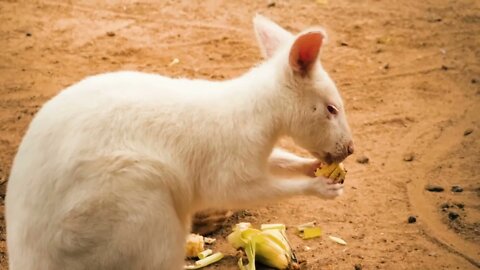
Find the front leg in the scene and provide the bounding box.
[213,175,344,209]
[268,147,321,177]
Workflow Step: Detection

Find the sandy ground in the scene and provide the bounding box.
[0,0,479,269]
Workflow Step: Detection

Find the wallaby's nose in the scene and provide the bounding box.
[347,141,354,156]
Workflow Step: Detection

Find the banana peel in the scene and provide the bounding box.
[228,223,298,270]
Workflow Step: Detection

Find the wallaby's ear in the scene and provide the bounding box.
[289,30,326,76]
[253,14,293,58]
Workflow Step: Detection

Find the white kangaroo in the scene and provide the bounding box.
[5,15,353,270]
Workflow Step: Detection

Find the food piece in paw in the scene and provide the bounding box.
[315,162,347,184]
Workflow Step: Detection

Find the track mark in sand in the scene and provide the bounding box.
[404,114,480,268]
[347,170,409,181]
[419,228,480,268]
[368,66,444,81]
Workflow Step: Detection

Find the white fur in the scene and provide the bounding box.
[6,15,352,270]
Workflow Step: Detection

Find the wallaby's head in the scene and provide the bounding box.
[254,15,354,164]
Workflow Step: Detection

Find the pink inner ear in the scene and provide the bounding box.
[260,31,276,55]
[290,32,324,74]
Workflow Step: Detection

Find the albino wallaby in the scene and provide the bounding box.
[5,15,353,270]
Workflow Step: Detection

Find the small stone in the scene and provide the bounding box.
[441,65,449,70]
[448,211,459,221]
[383,63,390,69]
[427,17,442,23]
[463,128,473,136]
[25,32,32,37]
[451,186,463,193]
[356,155,369,164]
[340,41,349,47]
[106,31,116,37]
[267,1,275,7]
[403,153,414,162]
[408,216,417,224]
[354,264,362,270]
[472,78,477,84]
[425,184,444,192]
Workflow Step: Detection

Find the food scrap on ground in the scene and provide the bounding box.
[185,233,205,258]
[301,227,322,240]
[227,222,297,270]
[185,252,224,269]
[328,235,347,245]
[185,234,223,269]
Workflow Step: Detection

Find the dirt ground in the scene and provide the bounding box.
[0,0,479,269]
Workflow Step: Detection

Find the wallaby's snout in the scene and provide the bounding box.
[324,140,354,164]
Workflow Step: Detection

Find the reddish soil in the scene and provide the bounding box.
[0,0,479,269]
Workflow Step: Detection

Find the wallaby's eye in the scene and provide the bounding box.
[327,104,338,115]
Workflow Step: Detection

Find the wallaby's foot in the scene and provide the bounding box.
[192,209,233,235]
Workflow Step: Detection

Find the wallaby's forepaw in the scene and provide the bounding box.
[301,159,322,177]
[282,158,321,177]
[307,176,344,199]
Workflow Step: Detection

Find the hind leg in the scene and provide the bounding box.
[59,192,187,270]
[56,154,189,270]
[119,195,187,270]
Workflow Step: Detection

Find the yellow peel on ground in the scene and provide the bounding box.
[228,222,296,270]
[197,249,212,259]
[185,252,224,269]
[302,227,322,240]
[296,221,316,232]
[260,223,286,231]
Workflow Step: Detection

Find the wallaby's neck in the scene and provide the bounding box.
[220,57,289,159]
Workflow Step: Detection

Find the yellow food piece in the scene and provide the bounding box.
[315,162,347,183]
[301,227,322,240]
[260,224,285,231]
